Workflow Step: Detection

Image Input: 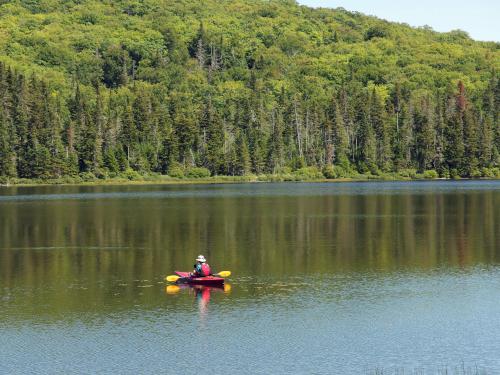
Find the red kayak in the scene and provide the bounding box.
[175,271,225,287]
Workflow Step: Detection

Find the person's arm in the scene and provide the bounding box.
[193,263,201,276]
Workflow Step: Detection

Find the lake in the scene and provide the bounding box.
[0,181,499,374]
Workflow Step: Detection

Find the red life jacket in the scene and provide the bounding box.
[200,263,211,276]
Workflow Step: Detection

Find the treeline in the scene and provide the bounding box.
[0,0,499,181]
[0,60,498,180]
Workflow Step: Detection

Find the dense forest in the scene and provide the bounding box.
[0,0,498,182]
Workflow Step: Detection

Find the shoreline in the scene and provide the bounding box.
[0,174,498,188]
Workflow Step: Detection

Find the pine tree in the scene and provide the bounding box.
[479,114,494,167]
[225,139,237,176]
[323,107,334,166]
[331,97,349,168]
[370,88,392,171]
[189,22,208,68]
[161,132,179,174]
[356,92,377,173]
[267,105,284,174]
[394,104,413,171]
[444,82,467,176]
[463,105,479,175]
[363,120,377,174]
[235,131,251,176]
[33,145,52,179]
[0,106,16,177]
[174,109,197,167]
[133,87,153,142]
[93,83,105,169]
[203,98,225,175]
[413,95,436,172]
[115,146,128,171]
[74,86,97,173]
[149,95,166,171]
[120,99,137,165]
[103,147,119,173]
[68,85,84,172]
[433,97,446,173]
[0,66,16,177]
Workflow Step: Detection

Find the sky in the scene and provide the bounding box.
[297,0,500,42]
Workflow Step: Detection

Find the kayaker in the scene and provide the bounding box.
[191,255,212,277]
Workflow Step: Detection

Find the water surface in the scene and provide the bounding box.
[1,181,499,374]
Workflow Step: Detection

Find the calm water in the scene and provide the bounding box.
[0,181,499,374]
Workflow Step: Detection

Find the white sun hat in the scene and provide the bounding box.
[196,255,206,263]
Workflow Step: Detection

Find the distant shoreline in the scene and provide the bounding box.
[1,174,498,188]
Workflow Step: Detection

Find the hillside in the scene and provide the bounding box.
[0,0,498,181]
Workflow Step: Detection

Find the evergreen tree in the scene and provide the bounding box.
[398,103,413,170]
[331,97,349,168]
[370,89,392,171]
[267,105,285,174]
[323,106,334,166]
[413,95,436,172]
[119,99,137,165]
[356,92,377,173]
[235,131,251,176]
[433,98,446,173]
[74,86,98,173]
[189,22,208,68]
[93,83,105,169]
[158,116,179,175]
[0,106,16,177]
[203,98,225,175]
[174,109,197,167]
[463,105,479,175]
[103,147,119,173]
[115,146,128,171]
[479,114,494,167]
[444,82,466,175]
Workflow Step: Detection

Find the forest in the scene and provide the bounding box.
[0,0,498,182]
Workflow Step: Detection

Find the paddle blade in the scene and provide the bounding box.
[166,275,180,282]
[223,283,232,294]
[216,271,231,278]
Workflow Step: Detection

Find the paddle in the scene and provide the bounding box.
[165,271,231,283]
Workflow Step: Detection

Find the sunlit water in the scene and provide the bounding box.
[0,181,499,374]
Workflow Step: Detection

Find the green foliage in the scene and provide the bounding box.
[104,148,120,174]
[399,169,419,179]
[450,168,461,180]
[168,163,184,178]
[364,25,389,41]
[481,167,500,178]
[123,168,142,180]
[0,2,497,181]
[322,165,350,179]
[469,168,482,178]
[0,175,10,185]
[79,171,97,182]
[185,167,211,179]
[322,165,336,179]
[292,166,323,180]
[423,170,439,179]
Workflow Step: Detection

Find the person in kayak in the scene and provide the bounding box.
[190,255,212,277]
